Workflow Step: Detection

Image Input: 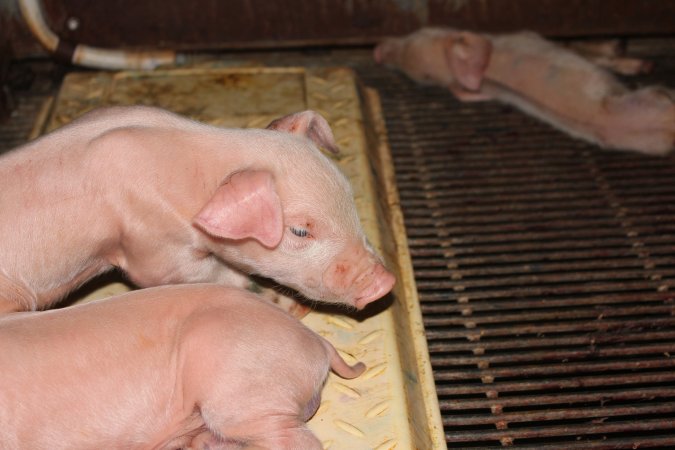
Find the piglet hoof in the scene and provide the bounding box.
[271,292,312,318]
[251,283,311,318]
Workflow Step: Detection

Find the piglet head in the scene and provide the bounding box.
[375,27,491,92]
[445,30,492,91]
[194,110,395,310]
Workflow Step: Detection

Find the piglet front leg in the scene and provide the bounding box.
[249,277,311,318]
[449,84,495,102]
[565,39,653,75]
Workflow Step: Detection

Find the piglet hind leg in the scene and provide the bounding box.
[602,86,675,155]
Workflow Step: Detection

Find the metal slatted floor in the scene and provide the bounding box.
[359,54,675,447]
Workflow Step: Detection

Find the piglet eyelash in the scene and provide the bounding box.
[290,226,309,238]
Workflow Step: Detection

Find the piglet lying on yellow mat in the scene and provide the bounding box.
[0,284,364,449]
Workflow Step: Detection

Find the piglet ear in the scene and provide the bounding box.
[444,31,492,91]
[193,170,283,248]
[266,110,340,154]
[373,39,396,65]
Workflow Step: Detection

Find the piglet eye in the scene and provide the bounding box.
[290,226,309,238]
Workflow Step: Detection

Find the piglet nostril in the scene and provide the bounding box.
[353,265,396,309]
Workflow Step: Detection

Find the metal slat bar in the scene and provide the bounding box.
[430,343,675,366]
[445,418,675,443]
[494,435,675,449]
[435,371,675,396]
[419,283,671,303]
[425,317,675,340]
[442,402,675,427]
[428,330,675,354]
[434,358,675,382]
[438,387,675,411]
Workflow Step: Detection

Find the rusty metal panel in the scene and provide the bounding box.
[35,0,675,52]
[428,0,675,36]
[40,0,423,50]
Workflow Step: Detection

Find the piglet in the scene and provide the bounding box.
[375,27,675,155]
[0,284,365,449]
[0,106,395,314]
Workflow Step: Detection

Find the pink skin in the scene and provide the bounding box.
[0,106,395,313]
[375,27,675,156]
[0,284,365,449]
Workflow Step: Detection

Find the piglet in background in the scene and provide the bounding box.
[0,284,365,449]
[0,106,395,315]
[375,27,675,155]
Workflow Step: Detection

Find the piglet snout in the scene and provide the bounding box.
[322,244,396,308]
[374,44,384,64]
[373,40,398,65]
[353,263,396,309]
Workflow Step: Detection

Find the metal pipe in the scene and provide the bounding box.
[18,0,177,70]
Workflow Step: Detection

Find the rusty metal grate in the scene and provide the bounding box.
[0,94,45,150]
[0,61,63,153]
[359,61,675,448]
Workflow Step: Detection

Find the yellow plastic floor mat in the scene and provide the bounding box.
[35,66,445,450]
